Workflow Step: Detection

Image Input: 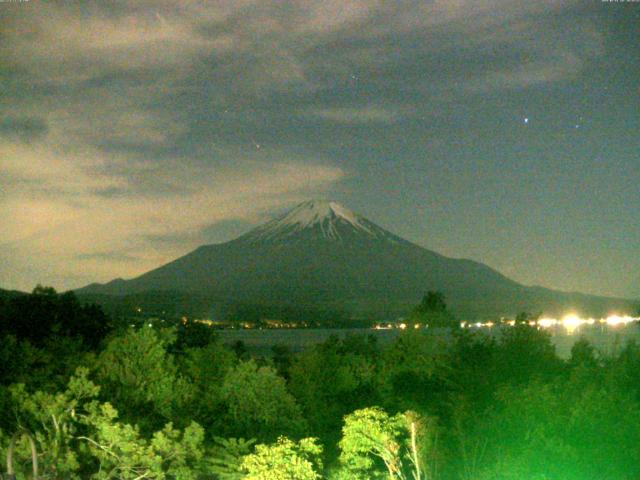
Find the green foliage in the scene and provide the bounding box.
[241,436,323,480]
[96,326,194,428]
[494,324,562,385]
[9,367,104,477]
[178,341,236,427]
[378,331,447,413]
[410,291,456,328]
[336,407,431,480]
[220,360,306,440]
[0,286,110,349]
[0,334,43,385]
[0,286,110,392]
[5,367,205,479]
[474,376,640,480]
[289,336,378,438]
[569,336,598,369]
[447,329,498,408]
[207,436,256,480]
[174,319,218,350]
[5,290,640,480]
[417,292,447,314]
[82,402,205,480]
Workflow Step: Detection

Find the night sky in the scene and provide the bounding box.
[1,0,638,297]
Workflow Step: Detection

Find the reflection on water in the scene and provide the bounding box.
[544,323,640,359]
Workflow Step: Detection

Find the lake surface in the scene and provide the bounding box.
[217,324,640,359]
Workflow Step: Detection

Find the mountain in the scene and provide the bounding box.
[77,200,635,321]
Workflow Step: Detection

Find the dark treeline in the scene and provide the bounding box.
[2,287,640,479]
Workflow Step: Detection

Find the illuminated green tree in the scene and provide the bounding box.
[5,367,205,479]
[241,436,323,480]
[474,376,640,480]
[336,407,430,480]
[82,402,204,480]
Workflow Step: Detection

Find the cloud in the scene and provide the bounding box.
[301,106,407,123]
[1,0,592,97]
[0,116,48,142]
[459,20,605,94]
[463,52,583,93]
[0,136,345,289]
[76,252,140,263]
[0,0,609,290]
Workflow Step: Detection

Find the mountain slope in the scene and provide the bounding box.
[77,201,634,320]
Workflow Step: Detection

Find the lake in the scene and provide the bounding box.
[216,324,640,359]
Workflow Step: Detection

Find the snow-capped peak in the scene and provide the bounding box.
[245,200,379,241]
[278,200,368,230]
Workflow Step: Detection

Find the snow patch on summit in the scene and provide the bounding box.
[247,200,378,241]
[279,201,371,231]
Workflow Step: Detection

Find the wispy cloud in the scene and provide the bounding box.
[76,251,140,263]
[0,116,49,142]
[0,136,344,288]
[301,106,407,123]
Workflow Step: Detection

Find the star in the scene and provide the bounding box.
[523,117,529,124]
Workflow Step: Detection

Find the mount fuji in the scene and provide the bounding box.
[76,200,634,321]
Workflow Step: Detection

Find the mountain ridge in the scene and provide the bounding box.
[76,200,636,321]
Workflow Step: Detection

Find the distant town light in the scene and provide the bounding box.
[561,314,583,334]
[538,318,557,328]
[606,315,635,326]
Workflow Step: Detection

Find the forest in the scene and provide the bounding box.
[2,287,640,479]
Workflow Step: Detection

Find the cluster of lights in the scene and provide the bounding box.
[460,314,639,333]
[460,321,495,329]
[373,323,427,330]
[537,314,639,333]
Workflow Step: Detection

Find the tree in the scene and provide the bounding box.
[417,292,447,314]
[569,337,598,369]
[83,404,205,480]
[494,323,562,385]
[96,327,194,430]
[288,336,379,438]
[5,368,99,478]
[474,376,640,480]
[174,319,218,351]
[0,286,111,349]
[241,436,323,480]
[336,407,431,480]
[178,341,236,429]
[207,436,256,480]
[410,291,456,328]
[220,360,307,440]
[378,331,448,414]
[4,367,206,479]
